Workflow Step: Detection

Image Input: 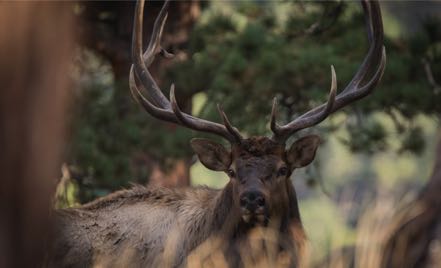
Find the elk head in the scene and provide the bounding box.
[129,0,386,225]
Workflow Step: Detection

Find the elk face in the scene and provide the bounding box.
[191,135,320,225]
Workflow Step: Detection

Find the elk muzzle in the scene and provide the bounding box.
[239,190,267,224]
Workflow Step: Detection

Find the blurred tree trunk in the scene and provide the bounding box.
[77,0,200,187]
[0,2,74,267]
[130,154,192,188]
[148,159,192,187]
[381,132,441,267]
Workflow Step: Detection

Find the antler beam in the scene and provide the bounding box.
[129,0,242,143]
[270,0,386,142]
[129,0,386,145]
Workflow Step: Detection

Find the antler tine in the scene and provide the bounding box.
[144,1,170,66]
[132,0,171,109]
[271,0,386,143]
[271,66,337,141]
[169,84,205,131]
[129,67,179,123]
[343,0,384,93]
[169,85,242,142]
[217,104,243,142]
[130,0,242,143]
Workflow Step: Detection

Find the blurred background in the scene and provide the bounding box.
[1,1,441,267]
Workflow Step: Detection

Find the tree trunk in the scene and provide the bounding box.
[0,2,74,267]
[381,132,441,267]
[148,159,191,188]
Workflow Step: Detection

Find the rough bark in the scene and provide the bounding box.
[0,2,74,267]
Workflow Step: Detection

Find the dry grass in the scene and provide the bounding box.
[66,188,441,267]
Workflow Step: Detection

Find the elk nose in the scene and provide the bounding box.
[240,191,265,212]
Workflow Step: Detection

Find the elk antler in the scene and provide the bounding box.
[270,0,386,143]
[129,0,243,143]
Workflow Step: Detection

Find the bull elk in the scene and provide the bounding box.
[48,0,385,267]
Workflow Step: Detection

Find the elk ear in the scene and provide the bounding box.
[287,135,321,169]
[190,138,231,171]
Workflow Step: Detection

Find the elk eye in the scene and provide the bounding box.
[227,168,235,178]
[277,167,288,177]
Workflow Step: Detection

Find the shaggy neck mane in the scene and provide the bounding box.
[209,182,239,235]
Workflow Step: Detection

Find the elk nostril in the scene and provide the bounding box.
[256,196,265,207]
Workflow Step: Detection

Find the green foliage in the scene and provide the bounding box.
[69,2,441,201]
[342,119,388,154]
[168,1,441,154]
[68,50,193,201]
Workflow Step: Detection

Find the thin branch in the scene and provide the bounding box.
[422,58,441,94]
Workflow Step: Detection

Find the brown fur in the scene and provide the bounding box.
[48,137,313,267]
[234,136,285,157]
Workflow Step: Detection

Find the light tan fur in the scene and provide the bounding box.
[48,180,305,267]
